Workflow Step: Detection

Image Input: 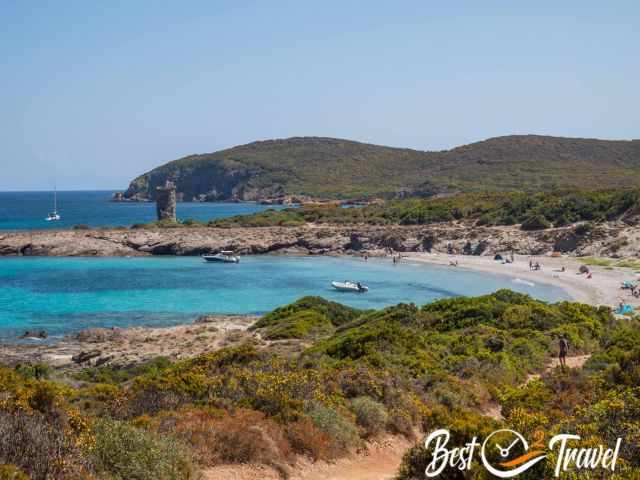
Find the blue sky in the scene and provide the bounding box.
[1,1,638,190]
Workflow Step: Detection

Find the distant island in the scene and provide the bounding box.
[115,135,640,203]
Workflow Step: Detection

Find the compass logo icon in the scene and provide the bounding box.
[481,429,547,478]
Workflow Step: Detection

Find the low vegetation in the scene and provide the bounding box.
[580,257,640,270]
[1,292,638,478]
[212,188,640,230]
[250,296,364,340]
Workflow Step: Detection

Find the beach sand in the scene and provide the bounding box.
[404,252,638,309]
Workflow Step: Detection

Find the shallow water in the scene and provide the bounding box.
[0,255,569,340]
[0,190,288,230]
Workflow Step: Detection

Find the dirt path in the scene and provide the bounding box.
[202,435,412,480]
[524,354,591,384]
[204,357,594,480]
[483,354,592,421]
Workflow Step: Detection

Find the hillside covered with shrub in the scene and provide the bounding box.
[211,188,640,230]
[1,292,638,478]
[122,135,640,201]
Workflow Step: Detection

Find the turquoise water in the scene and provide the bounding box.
[0,256,568,340]
[0,191,288,230]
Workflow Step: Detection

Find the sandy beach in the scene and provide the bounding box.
[404,252,638,309]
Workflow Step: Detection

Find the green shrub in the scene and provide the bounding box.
[90,419,195,480]
[14,363,51,380]
[574,221,594,236]
[75,356,172,384]
[252,296,363,339]
[0,465,29,480]
[181,218,206,227]
[520,214,551,230]
[72,224,90,230]
[350,397,388,437]
[308,405,359,453]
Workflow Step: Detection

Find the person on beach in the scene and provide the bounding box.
[363,254,368,262]
[529,258,533,270]
[559,334,569,368]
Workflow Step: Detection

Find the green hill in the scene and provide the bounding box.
[122,135,640,201]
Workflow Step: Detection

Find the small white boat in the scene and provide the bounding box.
[331,280,368,293]
[45,187,61,221]
[202,251,240,263]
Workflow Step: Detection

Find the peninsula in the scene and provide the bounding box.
[116,135,640,203]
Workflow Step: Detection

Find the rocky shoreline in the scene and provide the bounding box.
[0,315,259,369]
[0,222,638,258]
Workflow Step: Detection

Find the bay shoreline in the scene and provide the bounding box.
[2,248,636,369]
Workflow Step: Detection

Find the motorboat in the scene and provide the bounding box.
[202,251,240,263]
[45,187,61,221]
[331,280,368,293]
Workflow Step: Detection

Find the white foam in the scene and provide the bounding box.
[513,278,535,287]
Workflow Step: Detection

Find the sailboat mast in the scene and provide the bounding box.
[54,187,57,213]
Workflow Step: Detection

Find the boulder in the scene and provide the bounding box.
[73,328,123,343]
[72,350,102,364]
[19,330,48,340]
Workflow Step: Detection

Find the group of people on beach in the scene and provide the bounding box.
[529,258,542,271]
[361,250,403,264]
[626,284,640,298]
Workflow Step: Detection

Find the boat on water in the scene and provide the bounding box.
[331,280,368,293]
[45,187,61,221]
[202,250,240,263]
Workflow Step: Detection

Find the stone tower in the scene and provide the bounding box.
[156,181,177,221]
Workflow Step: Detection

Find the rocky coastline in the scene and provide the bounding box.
[0,221,638,258]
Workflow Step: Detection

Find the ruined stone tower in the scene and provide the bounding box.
[156,181,177,221]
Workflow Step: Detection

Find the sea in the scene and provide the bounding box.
[0,255,569,340]
[0,190,288,230]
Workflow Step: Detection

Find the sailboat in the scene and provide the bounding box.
[45,188,61,221]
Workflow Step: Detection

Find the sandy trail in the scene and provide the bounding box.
[484,354,592,421]
[202,435,412,480]
[525,354,591,384]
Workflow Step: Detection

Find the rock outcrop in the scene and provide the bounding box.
[1,222,639,258]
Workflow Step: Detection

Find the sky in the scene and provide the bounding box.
[0,1,638,191]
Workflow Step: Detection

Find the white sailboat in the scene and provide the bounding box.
[45,187,61,221]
